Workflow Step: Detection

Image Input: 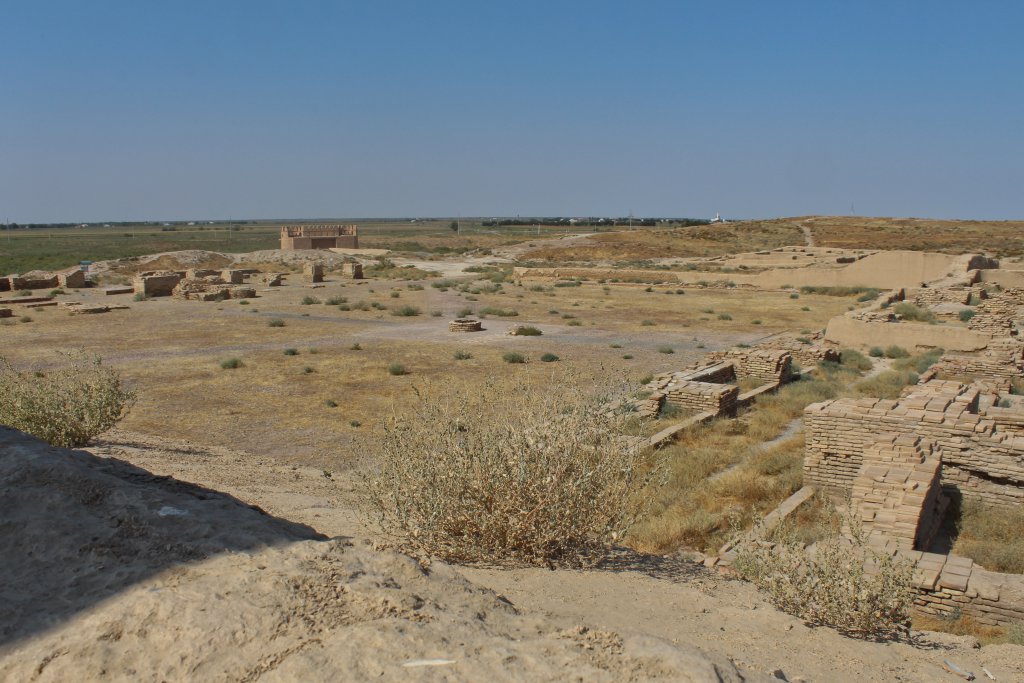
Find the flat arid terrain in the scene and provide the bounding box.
[2,217,1024,682]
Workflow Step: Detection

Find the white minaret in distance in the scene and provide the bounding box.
[710,212,723,224]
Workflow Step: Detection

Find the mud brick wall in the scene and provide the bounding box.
[449,319,482,332]
[966,288,1023,335]
[662,381,738,417]
[133,273,183,297]
[805,381,1024,508]
[8,273,59,291]
[702,351,792,383]
[851,436,943,551]
[303,263,324,283]
[221,269,244,284]
[57,269,86,288]
[341,263,363,279]
[909,286,982,307]
[903,551,1024,627]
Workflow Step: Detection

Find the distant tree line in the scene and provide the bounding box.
[479,217,710,228]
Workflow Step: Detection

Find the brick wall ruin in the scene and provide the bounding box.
[851,435,944,551]
[280,225,358,251]
[804,380,1024,509]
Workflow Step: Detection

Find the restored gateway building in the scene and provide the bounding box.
[280,224,358,250]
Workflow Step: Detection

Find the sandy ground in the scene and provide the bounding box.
[1,426,762,683]
[41,429,1020,683]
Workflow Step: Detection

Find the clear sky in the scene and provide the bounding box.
[2,1,1022,222]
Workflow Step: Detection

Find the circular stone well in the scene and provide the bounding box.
[449,318,483,332]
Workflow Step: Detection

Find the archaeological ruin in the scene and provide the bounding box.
[280,224,359,251]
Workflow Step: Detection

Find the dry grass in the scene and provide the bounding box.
[520,222,804,262]
[913,612,1024,646]
[793,215,1024,256]
[628,378,839,554]
[951,500,1024,574]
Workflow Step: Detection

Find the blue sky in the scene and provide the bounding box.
[2,1,1022,222]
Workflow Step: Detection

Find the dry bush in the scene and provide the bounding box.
[358,376,654,567]
[733,520,913,638]
[0,352,135,447]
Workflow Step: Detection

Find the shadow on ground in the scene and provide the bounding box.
[0,426,326,649]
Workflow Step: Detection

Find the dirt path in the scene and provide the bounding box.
[801,223,816,247]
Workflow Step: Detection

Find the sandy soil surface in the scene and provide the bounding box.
[1,426,761,682]
[46,429,1023,683]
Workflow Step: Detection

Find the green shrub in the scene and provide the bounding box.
[610,343,623,348]
[503,352,526,364]
[326,296,346,306]
[268,318,285,327]
[839,348,873,372]
[959,309,976,322]
[567,319,583,326]
[884,345,909,359]
[302,366,315,374]
[789,293,800,299]
[622,354,634,359]
[0,352,136,447]
[49,288,65,297]
[238,299,250,305]
[511,326,542,336]
[387,362,409,376]
[350,343,362,350]
[325,399,338,408]
[390,291,400,298]
[540,352,560,362]
[453,350,473,360]
[717,313,732,320]
[657,346,674,354]
[300,296,320,305]
[458,307,474,317]
[391,305,421,317]
[641,320,656,326]
[752,319,762,325]
[132,292,148,302]
[19,316,32,323]
[479,306,518,317]
[284,348,299,356]
[892,302,936,323]
[358,377,655,566]
[221,358,243,369]
[868,346,884,358]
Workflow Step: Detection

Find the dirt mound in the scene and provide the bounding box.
[0,426,756,682]
[91,250,235,276]
[235,249,361,270]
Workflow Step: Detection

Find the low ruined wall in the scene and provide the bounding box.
[133,273,183,297]
[303,263,324,283]
[660,381,738,417]
[824,315,991,352]
[57,269,86,289]
[909,552,1024,627]
[979,269,1024,288]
